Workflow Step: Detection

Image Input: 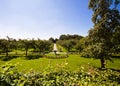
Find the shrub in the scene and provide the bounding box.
[45,54,68,59]
[0,63,120,86]
[25,54,43,60]
[0,55,19,61]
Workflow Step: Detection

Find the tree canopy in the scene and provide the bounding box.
[83,0,120,68]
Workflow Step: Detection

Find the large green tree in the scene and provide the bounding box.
[83,0,120,68]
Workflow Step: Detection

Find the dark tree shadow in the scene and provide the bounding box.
[112,55,120,58]
[0,55,19,61]
[24,54,43,60]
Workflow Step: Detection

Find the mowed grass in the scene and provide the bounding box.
[0,54,120,72]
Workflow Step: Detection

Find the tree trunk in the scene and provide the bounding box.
[15,48,18,55]
[25,50,28,56]
[6,48,8,57]
[100,57,105,68]
[67,47,70,52]
[16,50,17,55]
[6,51,8,57]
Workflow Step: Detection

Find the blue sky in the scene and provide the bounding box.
[0,0,93,39]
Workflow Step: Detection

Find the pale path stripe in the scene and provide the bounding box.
[54,43,58,51]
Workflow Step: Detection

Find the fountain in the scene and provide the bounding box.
[53,43,58,55]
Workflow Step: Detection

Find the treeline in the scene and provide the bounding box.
[0,34,84,56]
[0,36,52,56]
[59,34,83,40]
[57,34,84,53]
[49,34,84,52]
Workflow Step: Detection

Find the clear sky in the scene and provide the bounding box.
[0,0,93,40]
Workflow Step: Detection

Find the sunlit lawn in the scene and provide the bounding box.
[0,54,120,72]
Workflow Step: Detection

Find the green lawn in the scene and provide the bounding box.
[0,54,120,72]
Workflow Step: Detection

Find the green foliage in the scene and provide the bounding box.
[82,43,112,60]
[45,54,68,59]
[57,34,84,53]
[0,63,120,86]
[35,39,52,54]
[0,39,10,56]
[75,37,86,53]
[59,34,83,40]
[25,54,43,60]
[21,39,33,56]
[83,0,120,68]
[0,54,120,72]
[0,37,52,57]
[58,40,76,52]
[0,55,19,61]
[0,63,20,86]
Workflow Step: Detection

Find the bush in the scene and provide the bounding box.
[0,55,19,61]
[25,54,43,60]
[0,63,120,86]
[45,54,68,59]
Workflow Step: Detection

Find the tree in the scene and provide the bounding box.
[6,37,18,55]
[31,39,37,52]
[59,34,83,40]
[22,39,32,56]
[60,40,75,52]
[0,39,10,56]
[35,39,52,54]
[10,39,18,55]
[75,37,86,54]
[43,40,52,53]
[112,18,120,54]
[83,0,120,68]
[49,37,55,43]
